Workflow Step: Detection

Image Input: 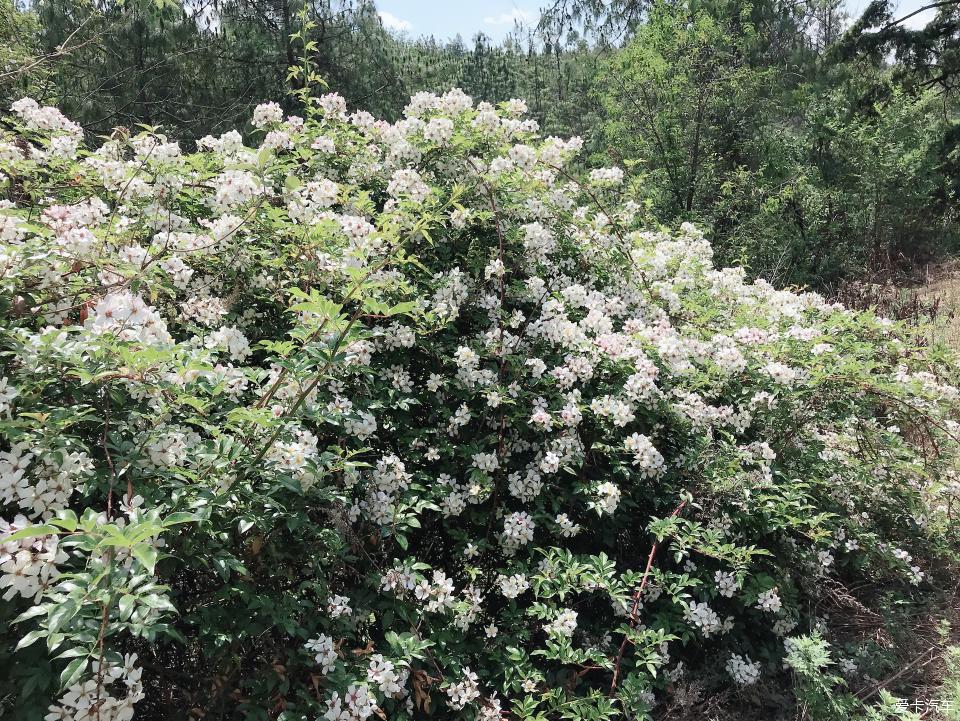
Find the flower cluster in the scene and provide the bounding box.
[0,515,66,601]
[46,654,144,721]
[726,653,762,685]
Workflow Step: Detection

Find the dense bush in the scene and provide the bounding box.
[0,89,958,720]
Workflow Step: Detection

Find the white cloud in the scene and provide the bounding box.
[378,10,412,32]
[483,8,535,26]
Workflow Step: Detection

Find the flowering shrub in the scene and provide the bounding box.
[0,89,958,720]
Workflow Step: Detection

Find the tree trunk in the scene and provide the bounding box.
[686,89,706,213]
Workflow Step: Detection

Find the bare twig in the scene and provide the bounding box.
[0,14,98,82]
[609,496,689,695]
[855,644,939,701]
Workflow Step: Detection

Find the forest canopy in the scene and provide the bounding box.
[3,0,959,286]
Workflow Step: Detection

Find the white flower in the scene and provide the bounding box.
[328,594,352,618]
[555,513,580,537]
[540,451,561,474]
[423,117,454,144]
[86,291,173,346]
[501,512,535,550]
[497,573,529,599]
[206,326,251,362]
[726,653,761,685]
[544,608,577,637]
[252,101,283,128]
[387,168,430,203]
[305,634,337,674]
[764,361,800,386]
[624,433,665,477]
[446,667,480,710]
[366,654,404,697]
[344,411,377,440]
[756,588,782,614]
[684,600,723,637]
[592,481,621,515]
[773,618,798,636]
[472,451,499,472]
[484,259,505,280]
[312,135,335,153]
[714,570,738,598]
[589,167,624,185]
[319,92,347,118]
[0,378,17,415]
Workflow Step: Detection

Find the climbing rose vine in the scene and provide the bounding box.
[0,90,958,720]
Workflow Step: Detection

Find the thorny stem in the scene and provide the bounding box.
[244,210,447,472]
[249,309,362,468]
[94,597,110,721]
[466,159,510,543]
[545,161,655,296]
[609,496,689,696]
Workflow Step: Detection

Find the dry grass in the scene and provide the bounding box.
[829,262,960,349]
[916,261,960,348]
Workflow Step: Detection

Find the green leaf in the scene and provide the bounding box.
[238,519,255,534]
[14,605,49,623]
[140,593,175,611]
[59,657,87,690]
[15,629,46,650]
[54,647,88,661]
[118,594,136,621]
[48,600,79,633]
[162,512,197,527]
[2,524,59,542]
[54,509,78,532]
[387,300,418,317]
[131,545,158,574]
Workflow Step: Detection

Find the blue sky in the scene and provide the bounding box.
[374,0,939,41]
[845,0,940,29]
[374,1,548,41]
